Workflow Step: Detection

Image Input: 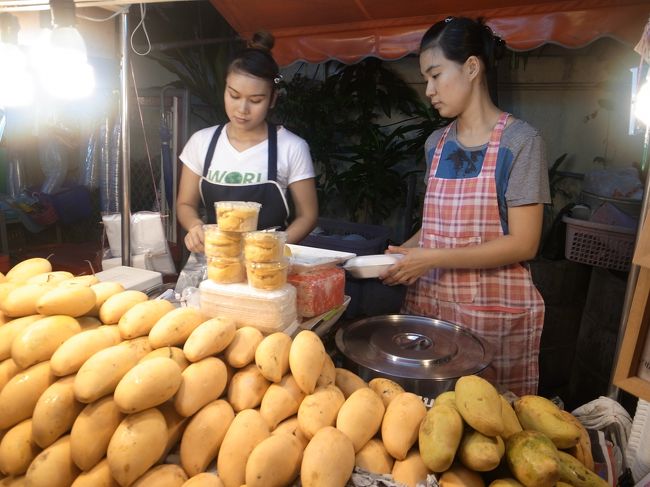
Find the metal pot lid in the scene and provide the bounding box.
[335,314,493,381]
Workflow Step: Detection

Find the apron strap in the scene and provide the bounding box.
[203,125,225,178]
[267,123,278,182]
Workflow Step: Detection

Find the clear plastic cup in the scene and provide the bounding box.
[203,224,243,258]
[207,257,246,284]
[243,231,288,263]
[246,259,289,291]
[215,201,262,232]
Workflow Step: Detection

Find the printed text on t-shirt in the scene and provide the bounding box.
[207,169,263,184]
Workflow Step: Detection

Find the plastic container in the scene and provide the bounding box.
[199,280,297,334]
[299,218,390,256]
[203,225,242,258]
[287,266,345,318]
[207,256,246,284]
[215,201,261,232]
[246,259,289,291]
[243,230,287,262]
[563,216,636,272]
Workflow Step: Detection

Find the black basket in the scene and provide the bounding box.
[299,218,390,256]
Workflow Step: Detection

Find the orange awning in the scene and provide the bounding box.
[209,0,650,66]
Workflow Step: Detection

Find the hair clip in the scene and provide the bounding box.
[444,16,455,23]
[274,74,283,84]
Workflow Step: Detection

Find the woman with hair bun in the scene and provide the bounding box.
[177,31,318,252]
[381,17,550,396]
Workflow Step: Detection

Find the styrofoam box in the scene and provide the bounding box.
[95,265,162,292]
[199,279,297,334]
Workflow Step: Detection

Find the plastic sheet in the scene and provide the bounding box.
[99,118,121,213]
[102,211,176,275]
[79,128,99,189]
[175,252,207,293]
[38,136,69,194]
[582,167,643,201]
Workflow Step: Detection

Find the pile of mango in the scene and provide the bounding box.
[0,258,608,487]
[424,376,605,487]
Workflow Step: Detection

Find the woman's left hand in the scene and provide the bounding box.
[380,246,434,286]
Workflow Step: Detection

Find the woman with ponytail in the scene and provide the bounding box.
[177,31,318,252]
[381,17,550,396]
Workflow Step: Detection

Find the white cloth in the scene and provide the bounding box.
[572,396,633,448]
[179,124,315,194]
[626,399,650,483]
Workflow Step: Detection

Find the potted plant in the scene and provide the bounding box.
[275,58,447,227]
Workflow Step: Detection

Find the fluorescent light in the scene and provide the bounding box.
[0,34,33,107]
[635,74,650,127]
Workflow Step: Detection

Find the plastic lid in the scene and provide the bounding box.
[215,201,262,210]
[244,230,288,242]
[335,314,493,380]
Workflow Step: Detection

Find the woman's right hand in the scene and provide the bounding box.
[184,224,205,253]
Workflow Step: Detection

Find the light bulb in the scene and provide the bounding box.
[44,60,95,99]
[31,25,95,100]
[635,77,650,126]
[49,26,87,63]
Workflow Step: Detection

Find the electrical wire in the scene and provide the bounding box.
[130,3,151,56]
[129,59,161,213]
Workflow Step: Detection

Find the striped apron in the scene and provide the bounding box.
[403,112,545,396]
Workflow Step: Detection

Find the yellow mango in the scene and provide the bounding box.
[514,396,581,449]
[455,375,503,437]
[418,404,463,472]
[505,430,560,487]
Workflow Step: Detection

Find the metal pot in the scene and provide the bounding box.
[335,314,493,407]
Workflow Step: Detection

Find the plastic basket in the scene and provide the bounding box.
[299,218,390,256]
[562,216,636,272]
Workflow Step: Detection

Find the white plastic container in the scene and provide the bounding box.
[199,279,297,335]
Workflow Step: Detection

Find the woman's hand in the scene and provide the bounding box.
[184,224,205,253]
[380,245,435,286]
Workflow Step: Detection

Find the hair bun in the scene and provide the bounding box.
[248,31,275,52]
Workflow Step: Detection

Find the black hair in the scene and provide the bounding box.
[419,17,506,73]
[227,31,281,89]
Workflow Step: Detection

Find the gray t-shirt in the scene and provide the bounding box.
[424,118,551,233]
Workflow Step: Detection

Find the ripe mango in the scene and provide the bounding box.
[514,396,581,449]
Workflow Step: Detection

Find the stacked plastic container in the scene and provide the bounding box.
[203,201,262,284]
[199,201,298,335]
[243,230,289,290]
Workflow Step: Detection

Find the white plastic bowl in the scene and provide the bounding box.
[343,254,402,279]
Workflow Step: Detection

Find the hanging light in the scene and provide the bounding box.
[0,14,34,107]
[36,0,95,99]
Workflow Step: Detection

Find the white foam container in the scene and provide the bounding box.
[95,265,163,292]
[287,244,355,273]
[199,279,297,335]
[343,254,402,279]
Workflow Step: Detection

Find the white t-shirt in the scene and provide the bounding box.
[180,125,315,194]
